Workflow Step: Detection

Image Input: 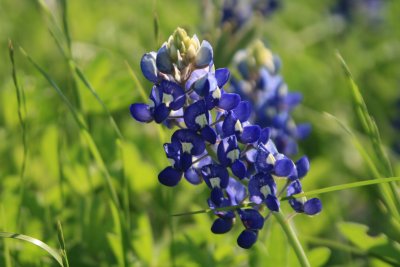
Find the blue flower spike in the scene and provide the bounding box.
[230,40,310,155]
[129,27,321,249]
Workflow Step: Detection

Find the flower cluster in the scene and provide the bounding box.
[228,40,311,156]
[130,28,322,249]
[221,0,280,31]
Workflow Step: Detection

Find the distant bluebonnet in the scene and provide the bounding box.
[221,0,280,31]
[332,0,384,24]
[229,40,311,156]
[391,98,400,155]
[130,28,321,249]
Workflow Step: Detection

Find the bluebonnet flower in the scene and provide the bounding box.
[229,40,311,156]
[332,0,385,24]
[130,28,321,249]
[221,0,280,32]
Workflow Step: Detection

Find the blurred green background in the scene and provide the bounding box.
[0,0,400,266]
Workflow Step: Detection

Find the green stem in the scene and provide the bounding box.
[273,211,310,267]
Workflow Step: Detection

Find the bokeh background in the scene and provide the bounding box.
[0,0,399,266]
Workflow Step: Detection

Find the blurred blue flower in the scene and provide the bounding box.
[221,0,280,31]
[229,40,311,155]
[332,0,385,24]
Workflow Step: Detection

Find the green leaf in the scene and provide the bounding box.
[338,222,400,264]
[308,247,331,267]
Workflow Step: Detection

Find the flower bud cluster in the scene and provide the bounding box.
[130,28,321,249]
[230,40,311,155]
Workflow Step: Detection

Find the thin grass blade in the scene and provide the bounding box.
[0,232,63,267]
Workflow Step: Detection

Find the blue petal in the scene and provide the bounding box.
[186,69,208,90]
[254,149,274,173]
[158,167,182,186]
[248,176,263,204]
[184,167,202,184]
[233,101,252,122]
[140,52,158,83]
[287,180,302,196]
[195,40,213,68]
[296,123,312,139]
[193,73,217,97]
[239,209,264,230]
[237,230,258,249]
[258,127,271,144]
[274,158,295,177]
[296,156,310,179]
[265,195,280,212]
[130,103,153,122]
[285,92,302,108]
[159,81,186,110]
[240,125,261,144]
[304,198,322,215]
[221,112,238,137]
[179,152,193,171]
[172,129,206,156]
[289,199,304,213]
[226,177,246,205]
[201,164,229,189]
[215,68,230,87]
[154,103,170,123]
[218,93,240,111]
[211,218,233,234]
[210,187,224,206]
[156,45,173,74]
[201,125,217,144]
[231,160,246,179]
[184,100,209,131]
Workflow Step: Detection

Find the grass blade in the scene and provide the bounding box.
[336,52,400,218]
[20,47,121,210]
[57,221,70,267]
[285,176,400,200]
[9,41,28,227]
[0,232,63,267]
[75,67,123,139]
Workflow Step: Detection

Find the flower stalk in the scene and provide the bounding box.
[273,211,310,267]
